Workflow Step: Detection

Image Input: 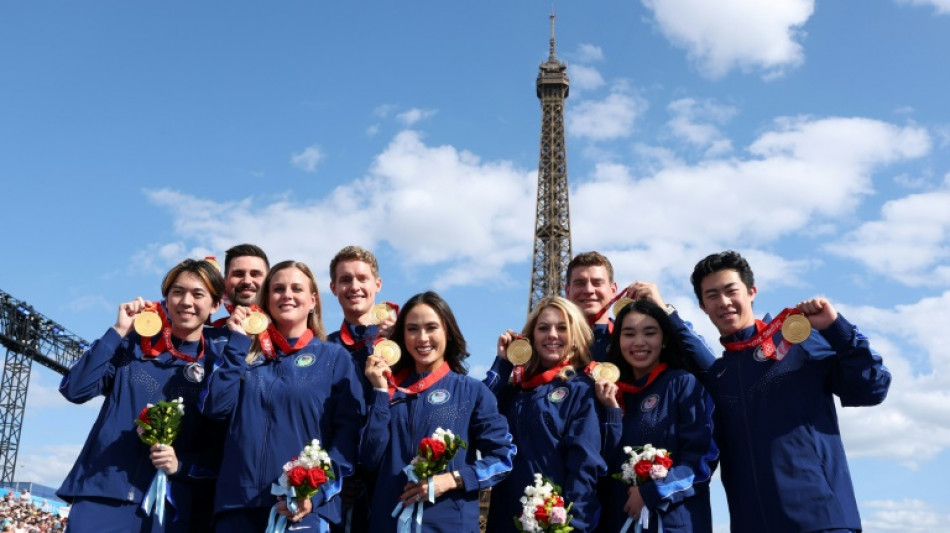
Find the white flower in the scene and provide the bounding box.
[650,464,669,480]
[433,427,455,441]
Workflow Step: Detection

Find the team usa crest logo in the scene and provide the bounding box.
[294,354,315,367]
[547,387,569,403]
[427,389,451,405]
[183,362,204,383]
[640,394,660,412]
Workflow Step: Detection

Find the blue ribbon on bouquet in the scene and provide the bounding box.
[265,483,298,533]
[619,507,663,533]
[140,470,169,525]
[391,465,435,533]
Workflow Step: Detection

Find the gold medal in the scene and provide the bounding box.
[612,297,635,317]
[782,314,811,344]
[370,303,394,325]
[242,311,270,335]
[134,311,163,337]
[591,362,621,383]
[375,339,401,366]
[506,339,533,366]
[204,256,221,273]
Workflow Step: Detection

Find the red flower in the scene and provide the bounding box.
[634,459,653,478]
[287,466,308,487]
[656,455,673,469]
[138,407,151,425]
[418,438,446,460]
[534,504,549,523]
[307,467,327,488]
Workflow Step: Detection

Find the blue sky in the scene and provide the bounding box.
[2,1,950,530]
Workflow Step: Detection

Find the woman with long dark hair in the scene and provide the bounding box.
[201,260,365,532]
[594,299,718,533]
[360,291,514,533]
[485,296,606,533]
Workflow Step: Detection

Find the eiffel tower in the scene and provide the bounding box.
[528,13,572,312]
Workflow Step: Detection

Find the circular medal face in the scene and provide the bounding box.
[242,311,270,335]
[506,339,533,366]
[134,311,163,337]
[781,314,812,344]
[590,362,620,383]
[184,362,205,383]
[612,297,635,317]
[370,303,393,325]
[375,339,401,366]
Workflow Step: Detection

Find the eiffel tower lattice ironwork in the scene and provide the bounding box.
[528,13,572,312]
[0,289,88,482]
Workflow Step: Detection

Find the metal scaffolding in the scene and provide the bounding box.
[0,290,88,482]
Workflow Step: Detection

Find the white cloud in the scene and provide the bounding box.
[291,144,325,173]
[570,64,606,91]
[835,292,950,465]
[642,0,814,78]
[570,117,930,252]
[567,89,647,140]
[828,175,950,286]
[896,0,950,15]
[374,104,397,118]
[142,130,536,289]
[667,98,737,156]
[17,444,83,488]
[574,43,604,63]
[862,499,950,532]
[397,108,437,126]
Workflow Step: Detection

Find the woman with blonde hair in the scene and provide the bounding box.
[484,296,606,533]
[201,260,365,533]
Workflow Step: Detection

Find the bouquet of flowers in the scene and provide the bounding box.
[613,444,673,533]
[515,473,573,533]
[410,427,467,479]
[134,397,185,525]
[277,439,336,502]
[392,428,468,532]
[267,439,335,533]
[134,397,184,446]
[613,443,673,486]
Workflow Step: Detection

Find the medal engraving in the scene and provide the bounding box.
[375,339,401,366]
[242,311,270,335]
[134,311,163,337]
[591,362,620,383]
[506,339,533,366]
[781,314,811,344]
[370,303,394,325]
[612,297,635,317]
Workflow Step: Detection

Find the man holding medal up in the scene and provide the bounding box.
[690,250,891,533]
[565,251,714,368]
[326,245,397,533]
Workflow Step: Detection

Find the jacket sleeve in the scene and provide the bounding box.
[669,311,717,372]
[483,356,513,394]
[456,382,515,492]
[358,390,392,472]
[561,382,607,532]
[199,331,253,419]
[58,328,124,403]
[600,406,623,463]
[326,349,367,482]
[638,375,719,512]
[820,314,891,407]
